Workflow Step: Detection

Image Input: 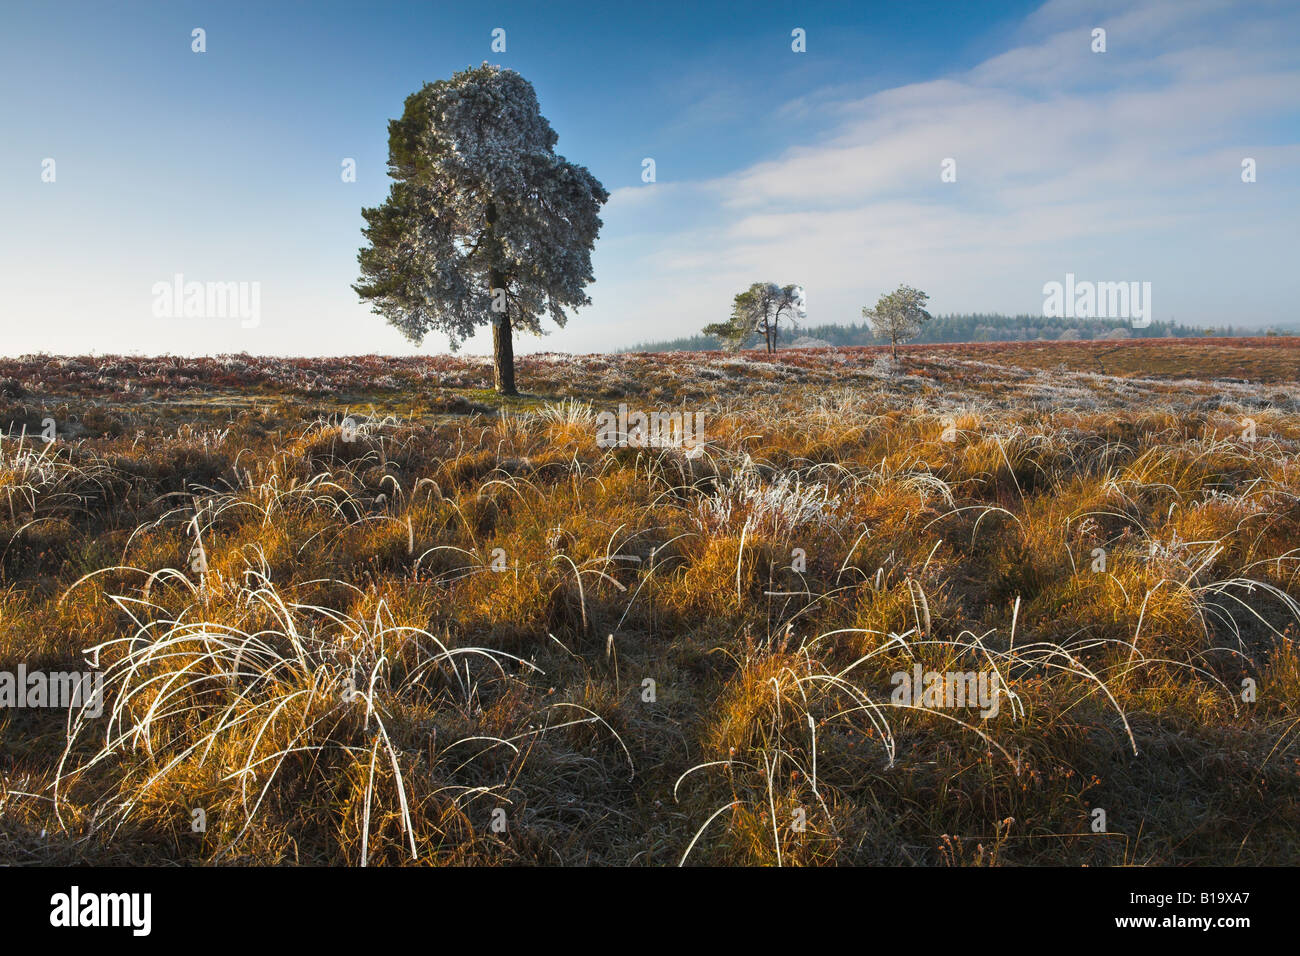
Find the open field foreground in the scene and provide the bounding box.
[2,337,1300,866]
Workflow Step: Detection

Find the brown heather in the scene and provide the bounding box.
[1,338,1299,865]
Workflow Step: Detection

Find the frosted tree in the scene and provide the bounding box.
[705,282,805,353]
[354,64,608,395]
[863,284,932,362]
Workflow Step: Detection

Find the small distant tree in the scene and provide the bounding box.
[704,282,805,353]
[354,64,608,395]
[863,285,932,361]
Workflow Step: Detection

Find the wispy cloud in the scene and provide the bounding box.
[561,0,1299,352]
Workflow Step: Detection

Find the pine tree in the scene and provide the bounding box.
[354,64,608,394]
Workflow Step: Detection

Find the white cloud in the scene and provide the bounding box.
[541,0,1300,352]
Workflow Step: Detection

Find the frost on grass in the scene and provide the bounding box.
[3,340,1300,865]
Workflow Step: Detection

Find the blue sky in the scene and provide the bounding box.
[1,0,1296,356]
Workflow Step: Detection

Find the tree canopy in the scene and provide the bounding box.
[863,285,932,360]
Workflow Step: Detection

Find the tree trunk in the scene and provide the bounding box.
[491,272,516,395]
[485,201,517,395]
[890,334,898,363]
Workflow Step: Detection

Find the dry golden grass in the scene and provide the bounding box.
[2,340,1300,865]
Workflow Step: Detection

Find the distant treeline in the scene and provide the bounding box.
[621,314,1268,353]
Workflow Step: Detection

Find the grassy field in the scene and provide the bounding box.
[2,337,1300,865]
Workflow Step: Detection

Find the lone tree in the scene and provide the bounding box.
[863,284,932,362]
[354,64,608,395]
[704,282,805,353]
